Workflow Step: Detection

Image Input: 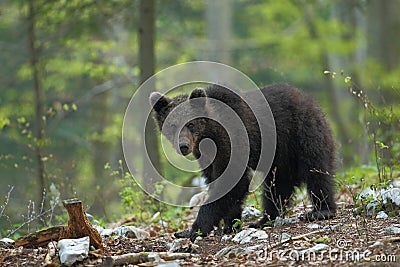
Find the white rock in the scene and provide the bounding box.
[307,223,323,229]
[280,233,291,241]
[167,239,188,252]
[323,224,340,232]
[221,235,232,242]
[369,241,384,248]
[301,243,329,255]
[215,246,234,257]
[100,228,114,236]
[94,225,104,233]
[246,244,263,251]
[215,245,254,257]
[381,188,400,206]
[232,228,268,244]
[232,228,256,243]
[359,188,377,199]
[384,226,400,234]
[241,207,263,221]
[392,180,400,187]
[274,217,299,227]
[376,211,388,219]
[0,238,15,247]
[249,230,268,240]
[58,236,90,266]
[365,200,379,216]
[117,226,150,239]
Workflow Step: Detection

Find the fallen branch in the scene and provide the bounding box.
[269,229,326,249]
[15,226,65,248]
[102,252,192,266]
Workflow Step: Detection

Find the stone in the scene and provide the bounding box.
[280,233,291,241]
[167,239,188,252]
[273,217,299,227]
[369,241,384,248]
[0,238,15,248]
[365,200,379,216]
[381,188,400,206]
[221,235,232,242]
[216,245,255,257]
[384,226,400,234]
[241,207,263,222]
[115,226,150,239]
[376,211,388,219]
[307,223,323,229]
[232,228,268,244]
[58,236,90,266]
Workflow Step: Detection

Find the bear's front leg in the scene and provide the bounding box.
[188,202,220,241]
[173,202,220,240]
[188,174,250,241]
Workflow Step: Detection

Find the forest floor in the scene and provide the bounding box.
[1,204,400,266]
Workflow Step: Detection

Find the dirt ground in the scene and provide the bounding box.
[1,206,400,266]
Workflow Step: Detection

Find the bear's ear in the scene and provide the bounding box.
[189,87,207,100]
[149,92,171,112]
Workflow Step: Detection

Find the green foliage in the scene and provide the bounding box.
[333,71,400,218]
[232,218,243,233]
[0,0,399,230]
[110,161,170,225]
[313,236,332,244]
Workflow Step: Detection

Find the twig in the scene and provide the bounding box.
[0,185,14,218]
[8,208,53,237]
[102,252,192,267]
[269,229,326,249]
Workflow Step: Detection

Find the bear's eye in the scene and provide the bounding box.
[187,122,194,130]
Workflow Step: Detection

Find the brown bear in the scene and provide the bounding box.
[149,83,336,241]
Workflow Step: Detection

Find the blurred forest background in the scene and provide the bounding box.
[0,0,399,236]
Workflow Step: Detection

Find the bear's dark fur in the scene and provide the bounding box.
[150,84,336,241]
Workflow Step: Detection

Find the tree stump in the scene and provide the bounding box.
[60,199,103,249]
[16,199,102,249]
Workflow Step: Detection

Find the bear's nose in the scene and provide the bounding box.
[179,143,190,156]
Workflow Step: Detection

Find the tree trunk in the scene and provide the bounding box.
[206,0,232,64]
[91,89,112,219]
[27,0,46,207]
[300,2,351,163]
[139,0,161,177]
[335,0,369,164]
[366,0,400,71]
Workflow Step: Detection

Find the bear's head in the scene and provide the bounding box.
[149,88,208,157]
